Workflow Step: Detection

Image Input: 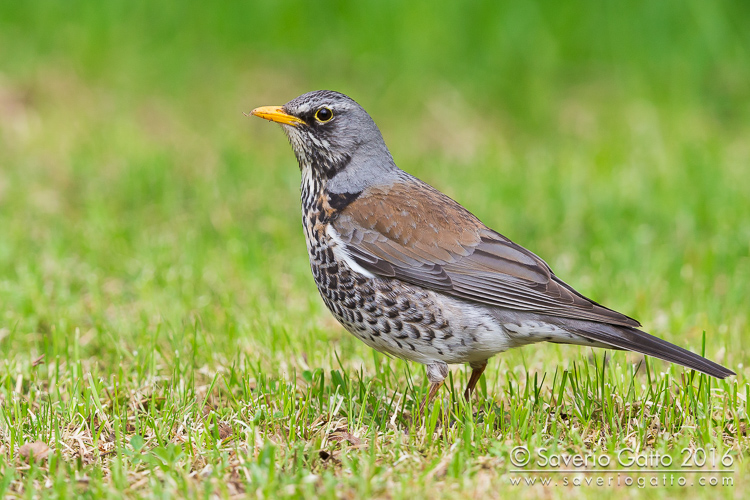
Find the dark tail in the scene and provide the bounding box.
[554,320,734,379]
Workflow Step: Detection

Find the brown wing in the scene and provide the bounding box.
[333,177,641,328]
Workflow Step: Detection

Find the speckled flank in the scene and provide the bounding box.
[301,163,464,365]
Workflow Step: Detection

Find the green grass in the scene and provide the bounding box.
[1,1,749,498]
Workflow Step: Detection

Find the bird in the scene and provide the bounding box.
[249,90,734,413]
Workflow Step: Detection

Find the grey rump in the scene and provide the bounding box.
[250,90,734,411]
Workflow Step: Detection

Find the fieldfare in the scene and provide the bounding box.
[250,90,734,413]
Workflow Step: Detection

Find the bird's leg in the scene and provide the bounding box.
[463,361,487,401]
[419,381,444,416]
[419,362,449,416]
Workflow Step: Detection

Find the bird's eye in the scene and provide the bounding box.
[315,106,334,123]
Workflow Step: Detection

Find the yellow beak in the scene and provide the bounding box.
[249,106,305,127]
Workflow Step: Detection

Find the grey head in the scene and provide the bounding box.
[251,90,398,194]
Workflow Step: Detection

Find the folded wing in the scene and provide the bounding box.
[332,175,641,328]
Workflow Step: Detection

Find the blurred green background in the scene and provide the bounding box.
[1,0,750,496]
[2,0,750,400]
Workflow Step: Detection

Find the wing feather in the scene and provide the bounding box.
[332,175,641,328]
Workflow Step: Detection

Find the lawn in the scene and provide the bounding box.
[1,1,749,498]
